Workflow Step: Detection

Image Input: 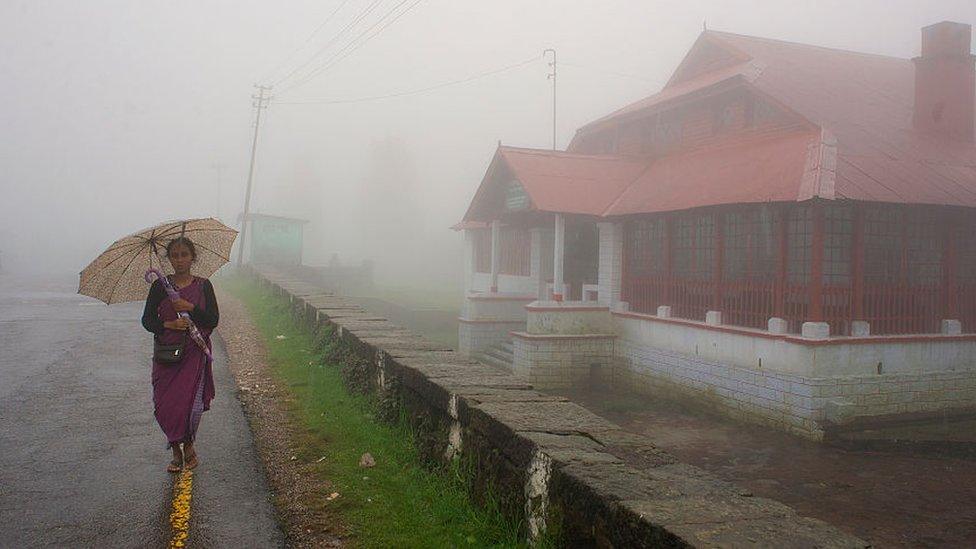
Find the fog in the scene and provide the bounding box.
[1,0,973,288]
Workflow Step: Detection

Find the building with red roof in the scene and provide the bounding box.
[457,22,976,439]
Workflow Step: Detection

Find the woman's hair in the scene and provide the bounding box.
[166,237,197,260]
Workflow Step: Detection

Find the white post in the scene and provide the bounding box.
[490,220,501,293]
[553,214,565,301]
[462,229,475,295]
[530,227,544,300]
[596,222,623,308]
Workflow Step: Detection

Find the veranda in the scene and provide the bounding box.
[621,199,976,336]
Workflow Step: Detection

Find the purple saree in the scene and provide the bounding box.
[152,277,215,447]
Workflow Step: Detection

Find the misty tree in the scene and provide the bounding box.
[357,136,426,281]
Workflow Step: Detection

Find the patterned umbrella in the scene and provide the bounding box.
[79,218,238,304]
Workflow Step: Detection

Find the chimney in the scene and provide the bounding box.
[912,21,975,141]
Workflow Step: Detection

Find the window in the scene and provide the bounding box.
[905,210,942,285]
[864,207,902,284]
[823,205,853,286]
[713,100,739,134]
[724,207,776,281]
[626,218,666,276]
[787,205,812,284]
[673,214,714,280]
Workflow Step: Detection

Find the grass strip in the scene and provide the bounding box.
[225,275,528,548]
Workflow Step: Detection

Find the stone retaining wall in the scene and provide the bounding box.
[248,266,866,548]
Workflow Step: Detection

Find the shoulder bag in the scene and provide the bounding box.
[154,331,188,364]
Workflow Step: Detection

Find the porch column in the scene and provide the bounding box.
[462,229,475,295]
[809,201,825,322]
[944,213,959,319]
[490,220,501,293]
[597,221,624,308]
[852,204,865,321]
[553,214,565,301]
[530,227,545,300]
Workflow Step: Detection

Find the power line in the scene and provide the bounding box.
[272,0,385,88]
[276,0,415,94]
[560,61,662,84]
[277,0,424,96]
[257,0,352,85]
[320,0,424,74]
[275,56,538,105]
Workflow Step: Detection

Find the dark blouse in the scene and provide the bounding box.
[141,277,219,336]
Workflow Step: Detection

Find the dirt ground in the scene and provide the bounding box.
[217,290,345,548]
[566,388,976,548]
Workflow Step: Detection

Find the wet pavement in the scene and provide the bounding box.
[0,273,284,548]
[567,387,976,548]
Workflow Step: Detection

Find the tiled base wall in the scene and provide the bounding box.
[513,336,614,390]
[615,339,976,439]
[457,320,524,358]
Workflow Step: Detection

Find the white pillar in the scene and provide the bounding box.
[462,229,475,295]
[490,220,501,293]
[530,227,545,300]
[553,214,565,301]
[596,222,623,308]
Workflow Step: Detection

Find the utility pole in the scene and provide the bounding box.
[544,48,557,150]
[237,84,272,265]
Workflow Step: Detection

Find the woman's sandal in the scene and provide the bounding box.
[184,450,199,470]
[167,459,182,473]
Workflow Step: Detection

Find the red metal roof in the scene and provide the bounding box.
[706,31,976,207]
[605,130,818,216]
[578,30,976,210]
[499,147,649,214]
[461,146,650,221]
[462,28,976,224]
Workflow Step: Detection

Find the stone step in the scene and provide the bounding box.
[484,345,513,362]
[475,350,513,372]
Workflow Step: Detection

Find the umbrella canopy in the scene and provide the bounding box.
[79,218,238,304]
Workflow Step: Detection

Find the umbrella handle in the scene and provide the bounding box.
[145,268,164,285]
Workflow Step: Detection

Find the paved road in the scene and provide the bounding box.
[0,273,284,548]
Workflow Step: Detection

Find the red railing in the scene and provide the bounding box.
[723,280,776,330]
[960,284,976,333]
[863,284,942,334]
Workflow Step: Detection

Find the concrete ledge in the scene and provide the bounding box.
[613,310,976,346]
[249,265,866,548]
[510,331,617,341]
[466,293,537,302]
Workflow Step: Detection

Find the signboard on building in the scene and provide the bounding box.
[505,180,530,211]
[247,214,307,266]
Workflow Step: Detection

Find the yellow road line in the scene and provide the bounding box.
[169,469,194,548]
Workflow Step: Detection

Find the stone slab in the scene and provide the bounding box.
[478,400,619,433]
[661,515,867,548]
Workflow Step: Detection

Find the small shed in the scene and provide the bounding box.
[243,213,309,266]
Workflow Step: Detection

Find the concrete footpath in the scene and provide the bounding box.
[0,274,284,548]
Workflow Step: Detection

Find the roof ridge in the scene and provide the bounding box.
[705,29,910,63]
[500,145,641,162]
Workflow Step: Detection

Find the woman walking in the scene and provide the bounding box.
[141,237,219,472]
